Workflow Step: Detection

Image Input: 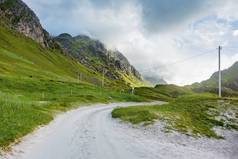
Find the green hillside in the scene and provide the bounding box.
[0,27,95,82]
[0,23,147,148]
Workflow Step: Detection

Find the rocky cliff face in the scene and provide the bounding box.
[54,33,142,81]
[0,0,54,47]
[110,51,141,77]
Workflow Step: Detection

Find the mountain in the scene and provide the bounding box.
[54,33,143,86]
[0,0,55,48]
[0,0,147,148]
[0,0,144,88]
[191,61,238,96]
[0,0,104,86]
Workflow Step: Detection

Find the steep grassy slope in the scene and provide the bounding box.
[0,26,103,84]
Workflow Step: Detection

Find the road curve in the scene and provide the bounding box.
[2,101,237,159]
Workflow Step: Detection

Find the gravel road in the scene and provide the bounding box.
[1,102,237,159]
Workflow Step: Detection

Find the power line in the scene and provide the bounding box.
[223,46,238,49]
[222,47,238,53]
[140,49,216,73]
[166,49,216,66]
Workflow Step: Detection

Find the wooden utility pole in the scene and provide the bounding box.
[218,46,222,98]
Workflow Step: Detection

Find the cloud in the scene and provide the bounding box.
[23,0,238,85]
[233,30,238,37]
[139,0,209,33]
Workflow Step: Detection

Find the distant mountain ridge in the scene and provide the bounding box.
[191,61,238,96]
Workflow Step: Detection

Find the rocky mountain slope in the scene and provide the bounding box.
[0,0,144,87]
[54,33,143,86]
[191,61,238,96]
[0,0,55,48]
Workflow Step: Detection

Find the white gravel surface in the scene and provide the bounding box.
[1,101,237,159]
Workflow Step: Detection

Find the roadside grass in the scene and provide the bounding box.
[112,94,238,138]
[0,75,147,148]
[0,94,52,147]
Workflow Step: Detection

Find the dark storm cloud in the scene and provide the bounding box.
[89,0,215,32]
[90,0,212,32]
[139,0,212,32]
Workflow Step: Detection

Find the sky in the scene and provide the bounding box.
[23,0,238,85]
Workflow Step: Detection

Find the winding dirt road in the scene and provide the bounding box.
[2,102,238,159]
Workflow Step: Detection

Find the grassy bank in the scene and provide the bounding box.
[112,94,238,138]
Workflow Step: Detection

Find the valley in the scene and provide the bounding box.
[0,0,238,159]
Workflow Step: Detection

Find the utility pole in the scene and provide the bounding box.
[102,69,105,87]
[78,72,83,83]
[218,46,222,98]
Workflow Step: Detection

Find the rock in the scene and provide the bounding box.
[110,50,142,80]
[0,0,54,48]
[54,34,142,81]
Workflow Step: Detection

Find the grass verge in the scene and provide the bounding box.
[112,94,238,138]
